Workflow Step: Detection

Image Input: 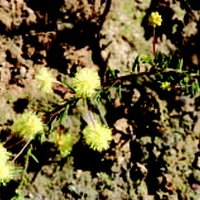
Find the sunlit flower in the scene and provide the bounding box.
[35,67,56,93]
[183,76,190,83]
[0,161,16,185]
[83,122,112,152]
[149,11,162,28]
[72,67,101,98]
[0,143,17,185]
[57,133,74,157]
[0,143,11,164]
[11,111,44,141]
[160,81,171,91]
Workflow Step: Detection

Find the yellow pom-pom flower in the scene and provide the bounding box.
[149,11,162,28]
[35,67,56,93]
[72,67,101,98]
[0,143,17,185]
[83,122,112,152]
[0,161,16,185]
[0,143,11,164]
[57,133,74,157]
[11,111,44,141]
[160,81,171,91]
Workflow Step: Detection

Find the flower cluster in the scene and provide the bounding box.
[149,11,162,28]
[0,144,16,185]
[57,133,74,157]
[160,81,171,91]
[35,67,56,93]
[83,122,112,152]
[72,67,101,99]
[11,110,44,141]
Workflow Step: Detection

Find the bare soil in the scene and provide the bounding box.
[1,0,200,200]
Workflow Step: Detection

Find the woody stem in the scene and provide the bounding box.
[152,28,156,56]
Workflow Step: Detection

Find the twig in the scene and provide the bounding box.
[6,138,25,149]
[12,139,32,163]
[86,101,96,126]
[152,28,156,56]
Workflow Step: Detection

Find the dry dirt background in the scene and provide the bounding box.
[1,0,200,199]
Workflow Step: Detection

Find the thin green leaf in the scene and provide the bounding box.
[117,84,122,98]
[177,58,183,71]
[62,79,74,91]
[59,103,70,123]
[28,146,39,163]
[108,67,117,78]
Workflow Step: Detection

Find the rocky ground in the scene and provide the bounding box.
[1,0,200,199]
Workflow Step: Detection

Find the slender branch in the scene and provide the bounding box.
[103,68,200,86]
[86,100,96,126]
[152,28,156,56]
[6,138,25,149]
[12,139,32,163]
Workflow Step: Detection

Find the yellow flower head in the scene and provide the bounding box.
[0,144,17,185]
[56,133,74,157]
[83,122,112,152]
[35,67,56,93]
[11,111,44,141]
[160,81,171,91]
[0,143,11,164]
[149,11,162,28]
[0,161,16,185]
[183,76,189,83]
[72,68,101,98]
